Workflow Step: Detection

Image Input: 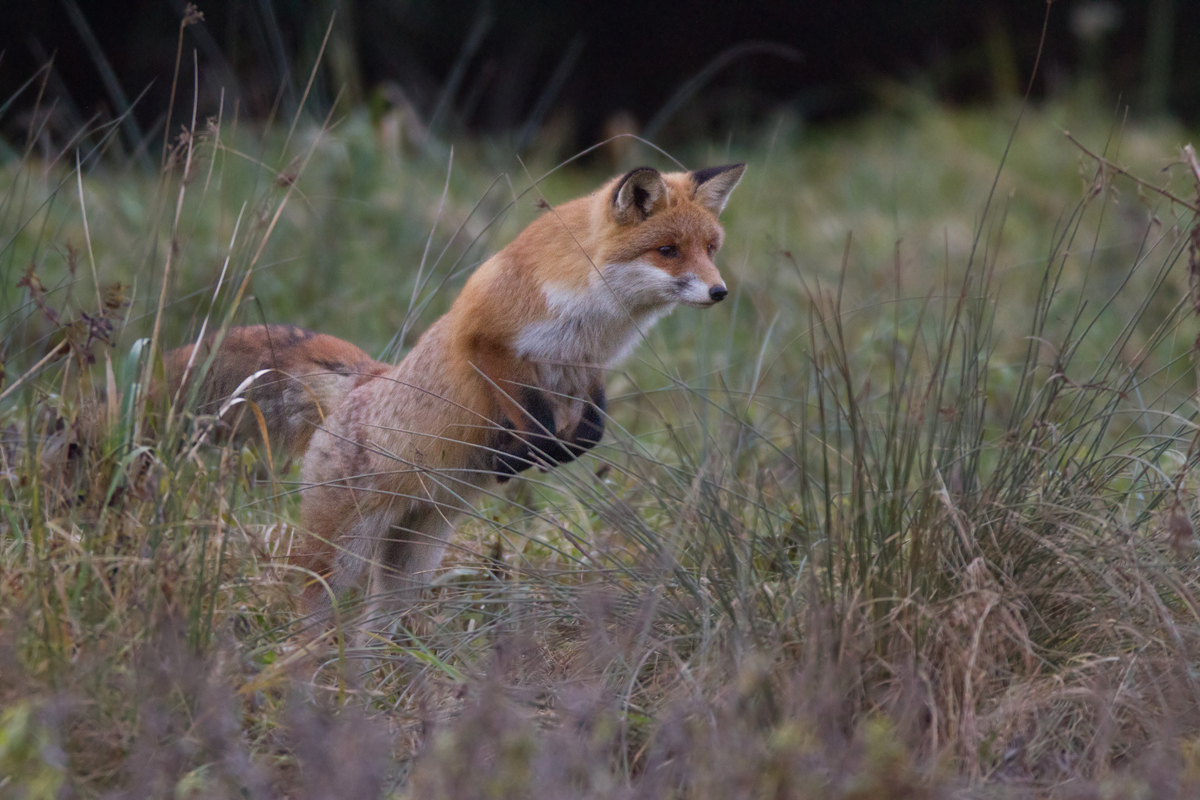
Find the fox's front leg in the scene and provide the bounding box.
[492,387,572,481]
[492,417,531,482]
[471,341,605,481]
[564,380,606,455]
[493,381,606,482]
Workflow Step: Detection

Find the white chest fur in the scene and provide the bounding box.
[513,262,675,372]
[511,262,677,433]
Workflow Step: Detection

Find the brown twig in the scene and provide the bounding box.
[1183,144,1200,198]
[1183,144,1200,356]
[1064,130,1200,215]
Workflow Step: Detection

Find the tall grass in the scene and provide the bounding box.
[3,70,1200,796]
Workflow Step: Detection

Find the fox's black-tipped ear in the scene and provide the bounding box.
[691,163,746,215]
[612,166,667,225]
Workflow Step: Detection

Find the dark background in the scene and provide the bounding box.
[1,0,1194,154]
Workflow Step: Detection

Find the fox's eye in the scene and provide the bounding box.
[658,245,679,258]
[707,243,716,256]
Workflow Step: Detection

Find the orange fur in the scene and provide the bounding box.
[163,324,386,458]
[167,164,746,629]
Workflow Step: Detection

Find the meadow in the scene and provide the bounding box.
[4,80,1200,797]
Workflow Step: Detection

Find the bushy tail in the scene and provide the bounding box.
[161,325,386,462]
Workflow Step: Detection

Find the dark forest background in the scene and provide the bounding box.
[1,0,1195,155]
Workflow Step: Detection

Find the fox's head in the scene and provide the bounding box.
[599,163,745,310]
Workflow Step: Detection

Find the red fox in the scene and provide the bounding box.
[166,163,745,624]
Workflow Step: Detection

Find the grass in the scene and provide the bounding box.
[3,79,1200,797]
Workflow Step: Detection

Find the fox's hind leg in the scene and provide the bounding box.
[295,503,438,661]
[295,506,384,626]
[359,507,456,638]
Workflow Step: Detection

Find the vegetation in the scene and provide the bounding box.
[4,72,1200,796]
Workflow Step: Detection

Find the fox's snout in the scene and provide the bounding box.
[674,271,727,308]
[688,258,727,307]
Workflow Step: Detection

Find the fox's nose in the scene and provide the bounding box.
[709,285,728,302]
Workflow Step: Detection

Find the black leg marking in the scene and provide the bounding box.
[517,387,575,464]
[490,384,607,481]
[493,419,534,483]
[568,383,606,454]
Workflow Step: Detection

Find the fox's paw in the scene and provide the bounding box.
[493,451,530,483]
[493,433,540,482]
[492,435,573,482]
[567,394,605,453]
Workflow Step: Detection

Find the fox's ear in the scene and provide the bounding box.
[612,167,667,225]
[691,163,746,215]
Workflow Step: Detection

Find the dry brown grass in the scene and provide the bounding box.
[6,40,1200,795]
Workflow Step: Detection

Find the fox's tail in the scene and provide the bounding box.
[162,325,386,461]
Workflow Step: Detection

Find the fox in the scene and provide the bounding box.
[165,163,745,626]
